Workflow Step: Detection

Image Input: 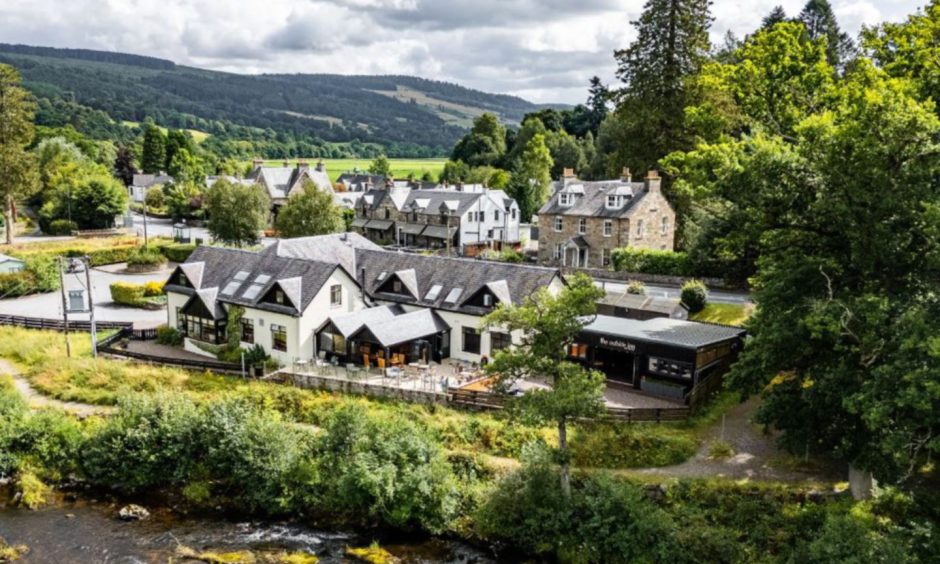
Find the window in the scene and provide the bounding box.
[568,342,589,359]
[240,318,254,344]
[330,284,342,306]
[603,220,613,237]
[495,210,500,221]
[560,193,573,206]
[661,216,669,235]
[606,195,619,209]
[511,209,517,220]
[578,217,587,234]
[179,272,188,286]
[271,324,287,352]
[554,216,563,231]
[554,244,563,260]
[392,280,402,293]
[179,313,218,343]
[462,327,481,354]
[384,208,391,219]
[489,332,511,352]
[275,290,285,305]
[176,307,184,331]
[412,210,418,222]
[601,248,611,267]
[636,219,645,239]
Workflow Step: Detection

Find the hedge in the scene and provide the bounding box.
[127,246,167,268]
[109,281,165,308]
[610,248,693,276]
[158,243,196,263]
[0,271,39,298]
[47,219,78,236]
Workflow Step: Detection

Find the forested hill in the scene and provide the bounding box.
[0,43,548,157]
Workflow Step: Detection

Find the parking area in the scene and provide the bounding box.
[0,263,173,329]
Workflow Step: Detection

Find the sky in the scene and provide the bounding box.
[0,0,927,105]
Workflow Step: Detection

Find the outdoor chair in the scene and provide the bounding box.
[362,354,371,369]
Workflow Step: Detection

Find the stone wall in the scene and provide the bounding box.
[288,371,449,404]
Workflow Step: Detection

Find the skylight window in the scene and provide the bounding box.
[377,271,388,282]
[242,284,265,300]
[221,281,242,296]
[444,287,463,303]
[233,270,250,282]
[254,274,272,284]
[425,284,443,301]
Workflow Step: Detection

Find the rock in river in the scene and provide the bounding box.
[118,504,150,521]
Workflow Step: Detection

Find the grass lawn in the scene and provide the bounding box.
[690,302,754,326]
[246,158,447,183]
[121,120,210,143]
[0,326,712,469]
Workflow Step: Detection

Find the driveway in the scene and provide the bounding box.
[595,279,751,305]
[0,263,174,328]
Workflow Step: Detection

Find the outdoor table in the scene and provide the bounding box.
[294,359,309,373]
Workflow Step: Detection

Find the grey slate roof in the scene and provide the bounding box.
[355,248,562,315]
[352,308,451,347]
[581,315,746,350]
[266,233,381,274]
[539,179,648,219]
[250,165,332,200]
[326,305,404,337]
[165,245,348,316]
[403,190,481,217]
[599,292,685,317]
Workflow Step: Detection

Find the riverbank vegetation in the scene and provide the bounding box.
[1,372,937,562]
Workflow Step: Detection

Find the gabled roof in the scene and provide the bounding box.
[350,308,450,348]
[132,173,174,188]
[355,248,562,316]
[251,165,332,200]
[539,178,648,218]
[322,304,405,338]
[165,246,349,317]
[267,233,381,274]
[581,315,746,350]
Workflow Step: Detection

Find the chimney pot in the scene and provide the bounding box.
[645,170,661,193]
[646,170,659,179]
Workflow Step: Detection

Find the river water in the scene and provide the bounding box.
[0,496,496,563]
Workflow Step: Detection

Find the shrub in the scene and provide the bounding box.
[156,326,183,346]
[110,282,147,306]
[145,185,166,209]
[24,255,60,293]
[126,245,167,268]
[159,243,196,263]
[680,279,708,313]
[47,219,77,236]
[144,281,164,296]
[611,247,692,276]
[626,279,646,295]
[499,249,524,263]
[0,271,38,299]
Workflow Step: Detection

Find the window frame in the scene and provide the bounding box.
[462,327,481,354]
[271,324,287,352]
[330,284,342,306]
[489,331,512,353]
[578,217,587,234]
[553,216,563,232]
[240,318,254,344]
[603,220,613,237]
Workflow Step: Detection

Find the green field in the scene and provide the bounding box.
[248,158,447,183]
[121,121,210,143]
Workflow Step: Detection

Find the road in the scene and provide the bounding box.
[126,212,211,242]
[0,263,172,328]
[594,278,751,304]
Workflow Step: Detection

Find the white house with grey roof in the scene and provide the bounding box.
[247,159,333,210]
[129,173,174,203]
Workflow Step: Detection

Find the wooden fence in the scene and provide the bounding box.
[449,388,690,422]
[685,371,725,415]
[0,315,131,332]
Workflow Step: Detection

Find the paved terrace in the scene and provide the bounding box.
[281,359,681,409]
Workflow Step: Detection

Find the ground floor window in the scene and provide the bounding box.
[180,313,218,343]
[271,324,287,352]
[240,318,254,344]
[568,342,589,359]
[176,307,184,331]
[462,327,481,354]
[601,248,611,267]
[489,331,512,353]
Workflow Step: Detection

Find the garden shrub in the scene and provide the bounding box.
[145,185,166,209]
[156,325,183,346]
[680,279,708,313]
[47,219,77,236]
[144,281,164,296]
[24,255,60,293]
[626,279,646,295]
[159,243,196,263]
[127,245,167,269]
[109,282,146,306]
[570,422,697,468]
[611,247,692,276]
[0,271,38,299]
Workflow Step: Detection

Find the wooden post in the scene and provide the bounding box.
[84,256,97,358]
[58,257,71,358]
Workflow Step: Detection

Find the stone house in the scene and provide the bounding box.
[247,159,333,210]
[537,168,676,268]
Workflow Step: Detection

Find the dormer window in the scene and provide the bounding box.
[393,280,403,293]
[275,290,285,305]
[179,272,188,286]
[483,294,494,307]
[559,193,574,206]
[606,195,620,209]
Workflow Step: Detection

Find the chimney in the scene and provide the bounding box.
[316,160,325,172]
[282,160,290,168]
[296,159,309,171]
[621,167,632,183]
[252,158,264,168]
[456,182,463,192]
[562,168,575,178]
[645,170,661,193]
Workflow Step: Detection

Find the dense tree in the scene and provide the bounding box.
[611,0,713,174]
[368,154,392,178]
[798,0,855,70]
[483,273,605,495]
[762,5,788,29]
[204,178,268,247]
[140,124,166,174]
[450,113,507,167]
[167,147,201,182]
[545,131,586,179]
[113,146,136,186]
[724,65,940,483]
[165,182,205,221]
[164,129,194,172]
[508,133,553,222]
[275,179,344,238]
[33,137,85,202]
[504,116,548,166]
[585,76,610,135]
[0,64,39,244]
[863,1,940,110]
[68,175,128,229]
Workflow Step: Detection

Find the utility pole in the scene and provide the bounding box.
[58,257,71,358]
[83,256,97,358]
[142,202,149,246]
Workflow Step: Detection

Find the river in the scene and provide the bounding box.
[0,496,496,563]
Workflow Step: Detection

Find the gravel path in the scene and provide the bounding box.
[634,396,842,483]
[1,358,114,417]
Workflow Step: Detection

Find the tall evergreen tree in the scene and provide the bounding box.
[140,124,166,174]
[0,64,39,244]
[761,5,788,29]
[799,0,855,69]
[585,76,610,135]
[113,146,136,187]
[612,0,713,175]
